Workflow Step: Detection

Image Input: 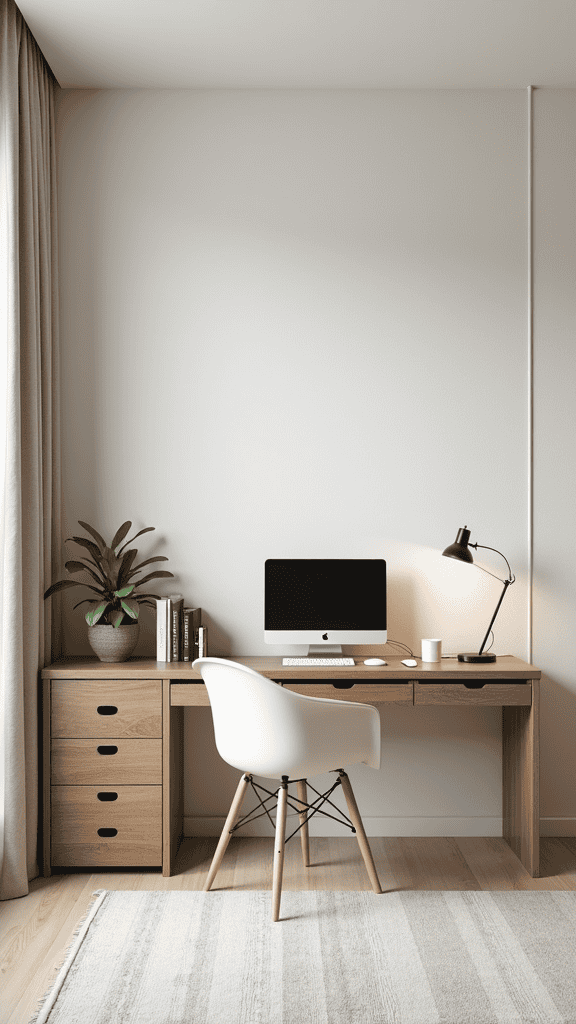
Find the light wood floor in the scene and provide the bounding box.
[2,836,576,1024]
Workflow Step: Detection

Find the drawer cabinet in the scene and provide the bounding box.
[51,738,162,785]
[283,683,413,703]
[51,786,162,867]
[46,678,163,869]
[413,682,532,706]
[51,679,162,737]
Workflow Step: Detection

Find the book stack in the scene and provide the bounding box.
[155,595,207,662]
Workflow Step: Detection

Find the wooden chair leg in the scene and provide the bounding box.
[272,778,288,921]
[339,770,383,894]
[204,773,251,891]
[296,779,310,867]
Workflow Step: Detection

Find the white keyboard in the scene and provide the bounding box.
[282,657,355,667]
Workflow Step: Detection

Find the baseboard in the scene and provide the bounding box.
[186,816,576,838]
[184,815,504,838]
[540,818,576,837]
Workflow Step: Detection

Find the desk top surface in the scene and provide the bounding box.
[42,654,541,680]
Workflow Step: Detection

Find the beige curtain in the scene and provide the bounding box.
[0,0,61,900]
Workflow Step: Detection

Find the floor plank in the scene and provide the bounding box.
[2,836,576,1024]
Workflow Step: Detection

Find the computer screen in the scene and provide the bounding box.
[264,558,387,653]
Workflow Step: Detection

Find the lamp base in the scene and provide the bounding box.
[457,652,496,663]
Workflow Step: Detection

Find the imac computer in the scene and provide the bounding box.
[264,558,387,655]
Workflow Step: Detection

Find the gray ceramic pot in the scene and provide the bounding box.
[87,622,140,662]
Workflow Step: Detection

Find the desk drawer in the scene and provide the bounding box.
[414,682,532,706]
[51,680,161,738]
[283,683,413,703]
[51,738,162,785]
[51,785,162,866]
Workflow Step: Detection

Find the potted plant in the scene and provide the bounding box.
[44,520,174,662]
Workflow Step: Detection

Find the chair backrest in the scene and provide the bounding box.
[193,657,381,780]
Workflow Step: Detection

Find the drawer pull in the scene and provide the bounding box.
[97,792,118,801]
[97,828,118,838]
[463,682,485,689]
[97,745,118,755]
[97,705,118,715]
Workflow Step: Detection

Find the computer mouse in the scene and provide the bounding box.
[402,659,418,667]
[363,658,387,666]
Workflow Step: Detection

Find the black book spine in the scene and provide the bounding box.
[186,606,201,663]
[182,608,192,661]
[170,598,183,661]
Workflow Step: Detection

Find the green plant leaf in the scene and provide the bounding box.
[121,599,139,619]
[117,548,138,588]
[111,521,132,552]
[64,560,106,587]
[100,546,123,586]
[85,602,108,626]
[111,608,125,628]
[116,526,155,556]
[44,579,84,599]
[77,521,106,551]
[128,555,169,578]
[68,559,106,587]
[115,584,135,598]
[72,598,96,610]
[64,560,90,574]
[132,570,175,589]
[66,536,103,563]
[46,577,106,599]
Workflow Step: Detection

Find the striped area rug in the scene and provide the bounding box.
[32,889,576,1024]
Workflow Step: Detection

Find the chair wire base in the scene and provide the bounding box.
[229,770,356,845]
[204,767,383,917]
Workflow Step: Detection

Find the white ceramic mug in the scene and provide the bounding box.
[421,638,442,662]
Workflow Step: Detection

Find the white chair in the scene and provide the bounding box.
[193,657,383,921]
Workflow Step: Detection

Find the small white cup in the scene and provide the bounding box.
[421,638,442,662]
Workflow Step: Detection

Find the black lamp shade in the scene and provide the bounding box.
[442,527,474,564]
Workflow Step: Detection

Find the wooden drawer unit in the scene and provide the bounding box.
[46,677,163,870]
[51,738,162,785]
[414,682,532,706]
[283,682,413,703]
[51,786,162,867]
[51,679,161,737]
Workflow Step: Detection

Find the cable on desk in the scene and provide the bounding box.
[385,639,414,658]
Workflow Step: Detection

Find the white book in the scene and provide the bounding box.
[165,597,172,661]
[198,625,208,658]
[156,598,168,661]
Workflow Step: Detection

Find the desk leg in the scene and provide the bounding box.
[163,679,183,877]
[502,679,540,877]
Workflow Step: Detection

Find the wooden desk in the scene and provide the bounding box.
[41,655,540,879]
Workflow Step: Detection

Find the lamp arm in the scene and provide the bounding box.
[478,578,511,656]
[469,543,515,583]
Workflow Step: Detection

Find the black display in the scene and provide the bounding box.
[265,559,386,631]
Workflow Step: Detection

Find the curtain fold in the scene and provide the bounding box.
[0,0,61,901]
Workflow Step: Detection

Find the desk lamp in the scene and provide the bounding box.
[442,526,515,663]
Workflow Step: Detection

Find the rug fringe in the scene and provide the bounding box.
[27,890,108,1024]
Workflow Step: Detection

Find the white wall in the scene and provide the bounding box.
[533,90,576,838]
[56,88,533,835]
